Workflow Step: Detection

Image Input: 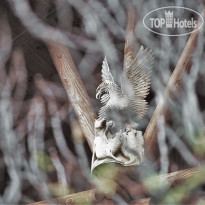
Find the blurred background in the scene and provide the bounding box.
[0,0,205,204]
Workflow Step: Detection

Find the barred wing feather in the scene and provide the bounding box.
[101,56,114,83]
[120,46,154,118]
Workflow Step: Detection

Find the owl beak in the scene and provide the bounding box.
[96,91,101,99]
[96,85,102,99]
[96,83,107,100]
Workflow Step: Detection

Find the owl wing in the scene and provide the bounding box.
[120,46,154,118]
[101,56,114,83]
[98,57,115,120]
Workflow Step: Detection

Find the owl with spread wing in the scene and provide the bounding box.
[96,46,154,130]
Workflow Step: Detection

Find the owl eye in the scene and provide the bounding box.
[101,90,108,95]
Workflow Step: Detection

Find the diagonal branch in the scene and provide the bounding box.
[47,41,97,151]
[144,12,204,158]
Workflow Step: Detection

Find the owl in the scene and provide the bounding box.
[96,46,154,130]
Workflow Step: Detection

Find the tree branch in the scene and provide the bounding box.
[47,41,97,151]
[123,0,138,69]
[144,13,204,158]
[28,167,201,204]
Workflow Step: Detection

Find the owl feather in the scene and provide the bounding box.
[96,46,154,122]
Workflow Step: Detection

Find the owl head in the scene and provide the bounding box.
[96,82,110,104]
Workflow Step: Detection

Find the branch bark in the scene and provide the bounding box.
[29,189,95,205]
[123,0,138,69]
[47,41,97,151]
[28,167,201,205]
[144,14,204,158]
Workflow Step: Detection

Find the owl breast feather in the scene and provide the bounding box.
[105,95,132,122]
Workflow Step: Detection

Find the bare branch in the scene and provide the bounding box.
[28,167,201,205]
[123,0,138,69]
[47,41,97,151]
[144,12,205,158]
[28,189,95,205]
[8,0,100,52]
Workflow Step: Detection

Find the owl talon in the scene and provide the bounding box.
[105,120,113,134]
[95,118,106,129]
